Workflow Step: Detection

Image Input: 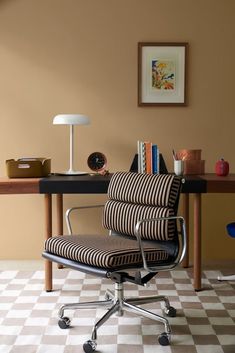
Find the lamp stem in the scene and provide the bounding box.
[69,124,74,173]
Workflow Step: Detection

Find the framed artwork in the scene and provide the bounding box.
[138,42,188,106]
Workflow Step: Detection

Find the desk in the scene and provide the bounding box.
[40,174,111,291]
[1,173,234,291]
[0,175,111,292]
[182,174,235,290]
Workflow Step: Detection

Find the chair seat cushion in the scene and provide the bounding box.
[45,234,170,270]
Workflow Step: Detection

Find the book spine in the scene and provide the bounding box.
[141,142,146,173]
[152,145,160,174]
[157,147,160,173]
[152,144,158,174]
[145,142,152,174]
[137,140,141,173]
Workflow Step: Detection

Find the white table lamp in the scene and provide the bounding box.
[53,114,90,175]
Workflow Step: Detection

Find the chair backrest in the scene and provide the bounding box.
[103,172,181,241]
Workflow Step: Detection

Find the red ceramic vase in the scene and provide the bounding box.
[215,158,229,176]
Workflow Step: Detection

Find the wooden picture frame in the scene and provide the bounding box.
[138,42,188,106]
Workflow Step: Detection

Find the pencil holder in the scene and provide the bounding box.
[174,160,184,176]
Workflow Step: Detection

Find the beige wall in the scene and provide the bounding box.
[0,0,235,261]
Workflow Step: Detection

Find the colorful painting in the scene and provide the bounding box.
[138,42,188,106]
[152,60,175,90]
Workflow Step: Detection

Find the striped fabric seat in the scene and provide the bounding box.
[45,234,169,269]
[44,172,181,269]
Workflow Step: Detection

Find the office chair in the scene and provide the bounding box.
[218,222,235,281]
[65,154,168,235]
[43,172,186,352]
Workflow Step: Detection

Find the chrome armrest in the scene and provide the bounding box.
[66,205,104,235]
[135,216,187,273]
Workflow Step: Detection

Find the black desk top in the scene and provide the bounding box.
[39,174,112,194]
[181,175,207,193]
[39,173,207,194]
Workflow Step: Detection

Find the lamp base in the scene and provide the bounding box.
[55,170,89,176]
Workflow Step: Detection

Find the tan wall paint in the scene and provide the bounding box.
[0,0,235,261]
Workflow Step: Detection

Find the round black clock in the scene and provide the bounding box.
[87,152,108,174]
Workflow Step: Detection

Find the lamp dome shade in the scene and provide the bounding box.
[53,114,90,125]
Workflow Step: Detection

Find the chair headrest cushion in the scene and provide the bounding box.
[108,172,181,208]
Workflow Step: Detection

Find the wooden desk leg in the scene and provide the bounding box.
[56,194,63,234]
[193,193,201,291]
[56,194,64,269]
[45,194,52,292]
[182,193,189,268]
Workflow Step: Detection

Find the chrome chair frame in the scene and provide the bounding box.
[57,215,186,351]
[65,205,104,235]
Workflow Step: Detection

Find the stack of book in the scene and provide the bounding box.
[137,141,160,174]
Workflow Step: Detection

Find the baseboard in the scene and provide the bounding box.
[0,259,234,271]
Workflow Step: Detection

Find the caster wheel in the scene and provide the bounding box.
[165,306,176,317]
[158,332,170,346]
[104,293,110,300]
[83,340,97,353]
[58,317,71,329]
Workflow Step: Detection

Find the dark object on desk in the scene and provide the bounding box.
[6,158,51,178]
[159,153,168,173]
[43,172,186,351]
[130,153,168,173]
[87,152,108,175]
[129,154,138,172]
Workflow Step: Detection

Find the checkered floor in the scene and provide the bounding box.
[0,268,235,353]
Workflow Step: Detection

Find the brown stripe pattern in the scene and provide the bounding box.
[103,172,181,241]
[108,172,181,207]
[45,234,169,269]
[44,172,181,269]
[103,200,175,241]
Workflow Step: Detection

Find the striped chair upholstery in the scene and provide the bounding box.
[103,172,181,241]
[45,234,169,269]
[45,172,181,269]
[108,172,180,207]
